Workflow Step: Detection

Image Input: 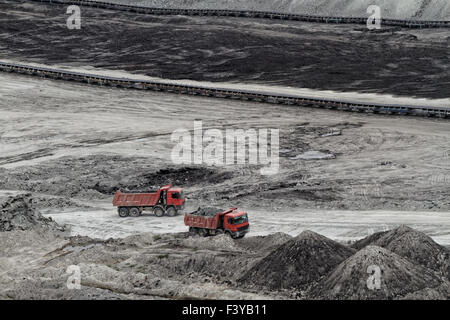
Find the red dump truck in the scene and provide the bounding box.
[113,185,185,217]
[184,208,250,239]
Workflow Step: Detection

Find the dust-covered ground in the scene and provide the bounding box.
[1,0,450,99]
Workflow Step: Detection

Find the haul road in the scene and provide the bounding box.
[1,61,449,118]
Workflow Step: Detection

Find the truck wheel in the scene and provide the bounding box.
[230,233,241,239]
[118,207,129,217]
[166,207,177,217]
[129,207,140,217]
[198,228,208,237]
[216,229,224,235]
[189,227,198,235]
[153,206,165,217]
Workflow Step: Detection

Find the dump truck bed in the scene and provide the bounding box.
[184,208,238,230]
[184,213,221,230]
[113,191,160,207]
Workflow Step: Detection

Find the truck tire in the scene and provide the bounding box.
[153,206,165,217]
[166,206,177,217]
[230,233,241,239]
[129,207,140,217]
[118,207,129,217]
[189,227,198,235]
[198,228,208,237]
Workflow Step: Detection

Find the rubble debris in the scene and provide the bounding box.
[0,194,65,232]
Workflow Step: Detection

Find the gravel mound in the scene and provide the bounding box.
[0,194,64,232]
[353,225,450,278]
[312,246,449,300]
[239,230,355,290]
[190,207,224,217]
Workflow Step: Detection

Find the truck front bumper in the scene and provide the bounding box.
[231,227,249,238]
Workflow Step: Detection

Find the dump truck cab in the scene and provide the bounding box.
[166,187,185,209]
[222,210,249,238]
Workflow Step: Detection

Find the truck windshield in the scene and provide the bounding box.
[172,192,183,199]
[232,214,248,225]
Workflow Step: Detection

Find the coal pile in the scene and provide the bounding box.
[0,194,64,232]
[311,246,449,300]
[352,225,450,279]
[190,207,224,217]
[239,230,355,290]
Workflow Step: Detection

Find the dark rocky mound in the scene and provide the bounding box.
[190,207,224,217]
[0,194,64,232]
[353,225,449,278]
[311,246,449,300]
[239,230,355,290]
